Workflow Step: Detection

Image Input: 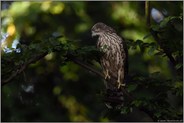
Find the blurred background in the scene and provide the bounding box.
[1,1,183,122]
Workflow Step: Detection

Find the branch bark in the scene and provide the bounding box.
[150,29,176,66]
[145,1,151,27]
[68,55,104,79]
[1,52,48,86]
[1,51,102,86]
[1,49,155,120]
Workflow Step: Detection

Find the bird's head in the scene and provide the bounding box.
[91,22,116,37]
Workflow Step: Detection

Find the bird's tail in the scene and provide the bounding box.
[103,79,125,109]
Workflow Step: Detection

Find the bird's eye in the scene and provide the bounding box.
[96,28,100,31]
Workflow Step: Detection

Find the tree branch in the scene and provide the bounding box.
[150,28,176,66]
[145,1,151,27]
[67,53,135,101]
[1,52,48,86]
[67,54,104,78]
[1,50,102,86]
[2,49,155,120]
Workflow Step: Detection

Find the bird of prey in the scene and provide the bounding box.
[91,22,127,91]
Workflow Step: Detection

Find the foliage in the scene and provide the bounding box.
[1,1,183,122]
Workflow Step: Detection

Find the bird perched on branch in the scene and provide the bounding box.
[91,22,128,108]
[91,22,127,91]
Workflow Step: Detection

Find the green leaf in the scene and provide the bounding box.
[135,40,143,47]
[121,107,133,114]
[154,50,165,56]
[154,112,161,118]
[131,100,142,107]
[143,33,151,40]
[151,25,160,31]
[127,84,138,92]
[175,63,183,70]
[174,81,183,89]
[159,17,170,28]
[53,86,62,95]
[148,45,157,55]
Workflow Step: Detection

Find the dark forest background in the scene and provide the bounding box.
[1,1,183,122]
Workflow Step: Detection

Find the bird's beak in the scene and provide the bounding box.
[91,31,96,37]
[91,31,95,37]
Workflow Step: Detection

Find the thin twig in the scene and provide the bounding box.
[67,53,134,101]
[150,29,176,66]
[68,56,104,78]
[1,52,48,86]
[1,50,155,120]
[145,1,151,27]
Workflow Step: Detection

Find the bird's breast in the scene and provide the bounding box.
[97,36,111,53]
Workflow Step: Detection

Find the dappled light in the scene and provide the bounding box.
[1,1,183,122]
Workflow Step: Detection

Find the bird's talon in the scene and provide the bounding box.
[105,75,110,80]
[117,82,126,89]
[105,71,110,80]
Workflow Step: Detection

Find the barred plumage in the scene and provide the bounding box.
[91,22,127,91]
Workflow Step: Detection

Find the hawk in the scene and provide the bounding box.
[91,22,127,91]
